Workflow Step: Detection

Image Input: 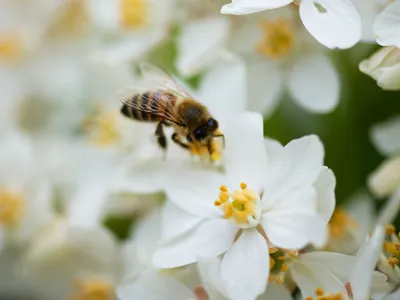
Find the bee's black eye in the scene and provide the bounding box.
[207,118,218,129]
[194,129,204,141]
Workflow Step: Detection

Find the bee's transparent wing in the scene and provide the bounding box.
[139,62,192,98]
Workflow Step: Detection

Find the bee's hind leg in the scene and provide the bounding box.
[155,121,167,150]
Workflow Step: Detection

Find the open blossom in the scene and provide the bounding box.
[220,0,361,49]
[374,0,400,47]
[152,112,335,299]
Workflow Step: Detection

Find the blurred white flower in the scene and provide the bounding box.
[221,0,361,49]
[152,112,334,299]
[374,0,400,47]
[371,115,400,156]
[117,209,201,300]
[360,46,400,91]
[86,0,174,64]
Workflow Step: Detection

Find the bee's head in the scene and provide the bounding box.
[191,118,219,142]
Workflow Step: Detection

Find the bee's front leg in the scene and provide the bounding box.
[171,132,189,149]
[155,121,167,150]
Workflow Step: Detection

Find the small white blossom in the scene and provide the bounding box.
[374,0,400,47]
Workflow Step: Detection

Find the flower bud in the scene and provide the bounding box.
[369,156,400,197]
[359,46,400,90]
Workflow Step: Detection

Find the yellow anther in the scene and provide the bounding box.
[329,208,358,238]
[280,263,288,272]
[384,242,400,256]
[256,18,294,59]
[214,200,222,206]
[240,182,247,189]
[315,288,325,296]
[277,256,286,261]
[223,203,233,219]
[220,185,228,192]
[269,247,279,254]
[121,0,147,29]
[286,250,298,258]
[219,191,229,203]
[69,278,113,300]
[269,257,275,270]
[0,188,23,227]
[388,256,399,268]
[386,224,396,235]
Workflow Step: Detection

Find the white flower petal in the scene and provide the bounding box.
[290,261,347,299]
[220,229,269,300]
[262,210,326,249]
[197,256,229,300]
[117,270,195,300]
[198,54,246,120]
[374,0,400,47]
[288,54,340,113]
[176,17,229,77]
[368,157,400,198]
[264,137,283,160]
[262,135,324,206]
[161,201,203,242]
[350,226,385,300]
[258,283,293,300]
[221,0,293,15]
[153,218,238,268]
[247,60,283,117]
[164,163,225,218]
[299,0,361,49]
[224,112,269,193]
[376,189,400,226]
[315,167,336,224]
[370,115,400,155]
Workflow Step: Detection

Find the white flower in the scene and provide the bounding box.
[374,0,400,47]
[86,0,174,64]
[220,0,361,49]
[359,46,400,91]
[371,115,400,156]
[291,226,388,300]
[152,112,334,299]
[0,132,53,298]
[117,210,203,300]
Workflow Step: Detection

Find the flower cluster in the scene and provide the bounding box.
[1,1,400,300]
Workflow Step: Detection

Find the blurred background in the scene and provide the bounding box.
[1,0,400,299]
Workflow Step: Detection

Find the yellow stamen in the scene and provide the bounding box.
[256,18,294,59]
[69,278,113,300]
[269,256,275,270]
[269,247,279,254]
[386,224,396,235]
[315,288,324,296]
[0,188,23,227]
[328,208,358,238]
[215,183,260,227]
[121,0,148,29]
[388,256,399,268]
[82,106,119,147]
[384,242,400,256]
[0,35,22,61]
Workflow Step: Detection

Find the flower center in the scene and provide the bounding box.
[46,0,88,38]
[0,34,22,62]
[120,0,148,29]
[383,224,400,268]
[214,182,261,228]
[69,278,114,300]
[269,247,298,284]
[304,287,345,300]
[328,208,358,238]
[256,18,294,59]
[0,188,24,227]
[81,106,120,147]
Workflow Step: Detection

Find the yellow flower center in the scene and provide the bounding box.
[256,18,294,59]
[82,106,120,147]
[189,130,224,161]
[69,278,114,300]
[383,224,400,268]
[0,34,22,62]
[328,208,358,239]
[268,247,298,284]
[214,182,261,228]
[121,0,148,29]
[304,287,345,300]
[0,188,24,227]
[46,0,88,38]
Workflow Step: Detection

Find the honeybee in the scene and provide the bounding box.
[119,63,224,158]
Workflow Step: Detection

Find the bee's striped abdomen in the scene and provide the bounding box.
[120,92,162,122]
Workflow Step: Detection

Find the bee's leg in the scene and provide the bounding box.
[155,122,167,150]
[207,139,213,156]
[171,133,189,149]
